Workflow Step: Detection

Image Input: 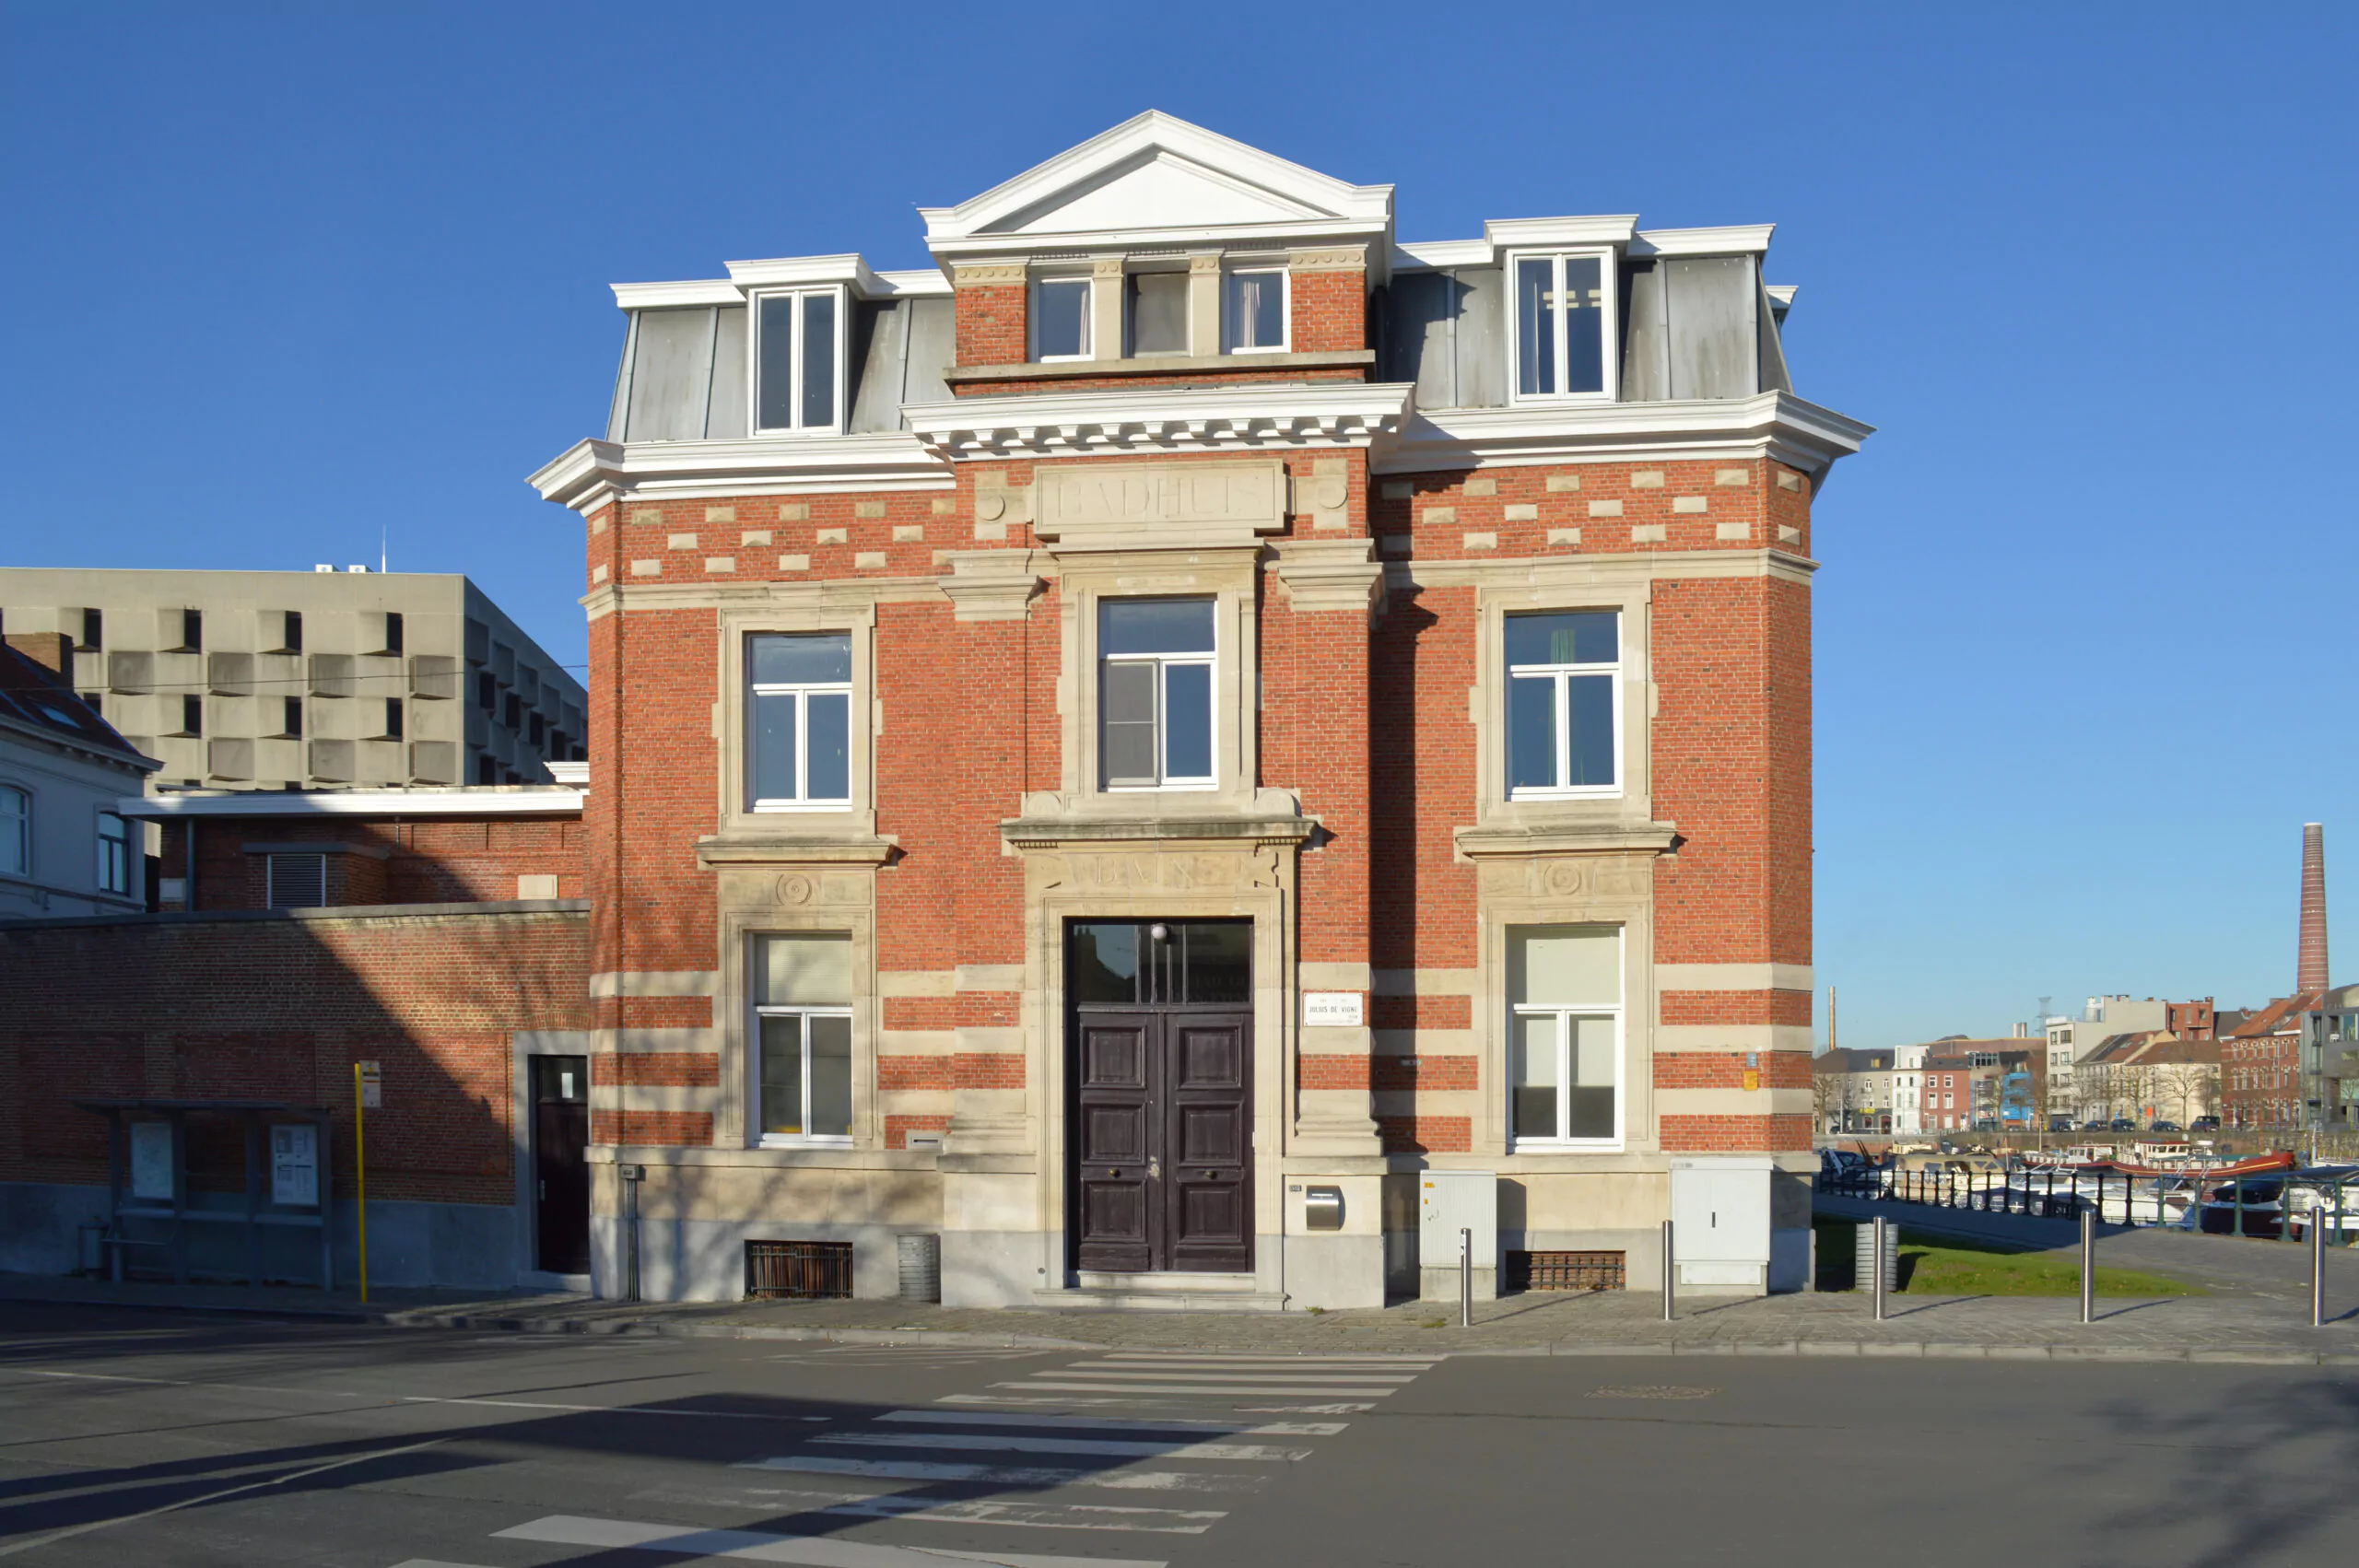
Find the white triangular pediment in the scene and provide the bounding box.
[922,111,1391,249]
[995,151,1324,236]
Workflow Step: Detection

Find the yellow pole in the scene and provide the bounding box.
[353,1061,369,1305]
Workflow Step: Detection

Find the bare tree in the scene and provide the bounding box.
[2151,1059,2215,1124]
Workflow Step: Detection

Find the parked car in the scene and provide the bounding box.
[2108,1117,2138,1132]
[2189,1116,2221,1133]
[2082,1119,2111,1131]
[2149,1120,2182,1133]
[2047,1116,2078,1133]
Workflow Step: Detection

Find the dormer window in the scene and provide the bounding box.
[1224,266,1285,353]
[752,287,843,434]
[1509,250,1614,400]
[1032,275,1092,361]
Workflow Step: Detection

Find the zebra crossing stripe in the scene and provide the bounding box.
[816,1431,1314,1461]
[493,1515,1167,1568]
[1002,1380,1405,1398]
[734,1454,1269,1492]
[1046,1369,1416,1384]
[936,1393,1379,1413]
[878,1410,1348,1436]
[769,1492,1224,1535]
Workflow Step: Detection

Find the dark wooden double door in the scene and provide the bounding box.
[1067,919,1253,1274]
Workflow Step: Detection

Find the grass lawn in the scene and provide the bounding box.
[1812,1218,2205,1297]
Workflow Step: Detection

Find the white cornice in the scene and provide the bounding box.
[611,264,949,310]
[1485,215,1640,251]
[1391,240,1492,271]
[1378,392,1872,480]
[903,381,1414,460]
[921,111,1392,249]
[723,253,882,295]
[874,267,951,297]
[526,435,952,512]
[612,280,744,310]
[928,216,1390,261]
[1629,224,1776,258]
[122,788,583,818]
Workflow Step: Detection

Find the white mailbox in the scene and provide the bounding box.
[1417,1170,1497,1301]
[1670,1155,1772,1293]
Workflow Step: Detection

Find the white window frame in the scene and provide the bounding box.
[1030,273,1094,363]
[747,634,853,813]
[0,784,28,878]
[1099,600,1217,793]
[1505,247,1618,404]
[747,286,847,436]
[1505,610,1624,801]
[1222,264,1289,355]
[1507,924,1625,1153]
[752,935,854,1149]
[98,811,129,895]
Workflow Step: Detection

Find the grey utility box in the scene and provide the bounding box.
[1418,1170,1497,1302]
[1670,1156,1773,1295]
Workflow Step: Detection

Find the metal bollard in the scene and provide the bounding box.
[1872,1216,1888,1322]
[1459,1227,1473,1328]
[1661,1218,1676,1321]
[2079,1205,2095,1325]
[2314,1214,2328,1329]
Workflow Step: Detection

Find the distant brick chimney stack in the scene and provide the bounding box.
[6,631,74,673]
[2298,822,2329,993]
[4,631,73,676]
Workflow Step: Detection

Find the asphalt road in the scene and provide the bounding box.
[1,1303,2353,1568]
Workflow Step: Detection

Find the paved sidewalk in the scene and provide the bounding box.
[5,1270,2352,1364]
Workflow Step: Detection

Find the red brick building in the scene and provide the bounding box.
[0,784,592,1286]
[2222,991,2323,1130]
[526,114,1869,1306]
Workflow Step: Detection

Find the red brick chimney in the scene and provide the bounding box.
[4,631,73,676]
[2298,822,2329,993]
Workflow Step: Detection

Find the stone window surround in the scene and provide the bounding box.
[1044,546,1264,819]
[713,874,881,1155]
[1470,859,1658,1164]
[713,599,880,843]
[1467,571,1654,837]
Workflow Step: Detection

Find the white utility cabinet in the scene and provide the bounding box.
[1417,1170,1497,1301]
[1669,1156,1773,1293]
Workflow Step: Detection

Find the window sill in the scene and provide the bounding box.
[1454,816,1677,860]
[697,830,897,868]
[945,349,1375,385]
[1002,788,1315,850]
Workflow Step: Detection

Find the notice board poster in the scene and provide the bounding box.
[271,1124,319,1208]
[130,1122,172,1200]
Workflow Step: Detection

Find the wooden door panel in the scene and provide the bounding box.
[1081,1104,1147,1165]
[1073,1013,1159,1272]
[1162,1015,1251,1271]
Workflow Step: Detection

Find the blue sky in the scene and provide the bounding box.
[4,3,2351,1044]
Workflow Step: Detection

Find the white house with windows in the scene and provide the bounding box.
[0,637,157,919]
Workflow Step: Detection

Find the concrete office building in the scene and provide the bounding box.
[0,568,588,797]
